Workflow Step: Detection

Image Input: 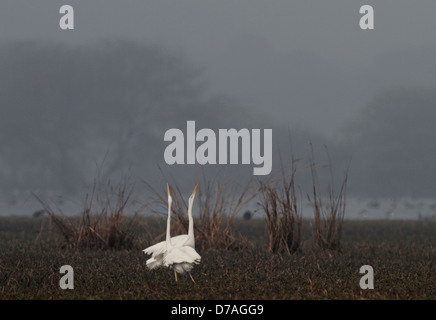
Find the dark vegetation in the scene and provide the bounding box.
[0,157,436,299]
[0,216,435,299]
[0,155,433,299]
[1,164,435,299]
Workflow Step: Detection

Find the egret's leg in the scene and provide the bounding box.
[174,270,178,282]
[189,272,196,284]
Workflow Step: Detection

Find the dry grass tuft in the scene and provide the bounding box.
[196,179,258,251]
[145,176,258,252]
[34,177,142,250]
[309,145,348,251]
[260,159,302,254]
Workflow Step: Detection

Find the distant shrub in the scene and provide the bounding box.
[145,176,258,252]
[260,159,302,254]
[35,178,141,250]
[309,145,348,251]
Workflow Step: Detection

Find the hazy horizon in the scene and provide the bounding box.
[1,1,436,218]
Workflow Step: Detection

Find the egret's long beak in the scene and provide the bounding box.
[191,184,198,198]
[167,183,170,197]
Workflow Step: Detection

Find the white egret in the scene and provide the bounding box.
[143,184,201,282]
[143,184,198,269]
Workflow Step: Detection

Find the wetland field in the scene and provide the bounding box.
[1,216,435,300]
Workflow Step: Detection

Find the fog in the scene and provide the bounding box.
[1,1,436,218]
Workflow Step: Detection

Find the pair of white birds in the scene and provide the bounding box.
[143,183,201,283]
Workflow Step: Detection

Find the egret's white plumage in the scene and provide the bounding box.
[143,184,200,282]
[163,244,201,275]
[143,184,198,269]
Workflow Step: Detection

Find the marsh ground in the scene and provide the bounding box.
[0,217,435,299]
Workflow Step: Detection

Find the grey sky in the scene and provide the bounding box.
[2,1,436,137]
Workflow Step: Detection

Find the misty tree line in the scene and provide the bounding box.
[0,41,434,198]
[0,40,261,197]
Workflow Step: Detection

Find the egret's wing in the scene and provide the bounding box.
[179,246,201,263]
[143,240,166,257]
[146,255,164,269]
[172,234,191,247]
[178,234,195,248]
[143,234,190,257]
[163,246,201,266]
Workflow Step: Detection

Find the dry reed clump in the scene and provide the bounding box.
[145,177,258,252]
[260,160,302,254]
[309,146,348,251]
[196,179,258,251]
[34,178,141,250]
